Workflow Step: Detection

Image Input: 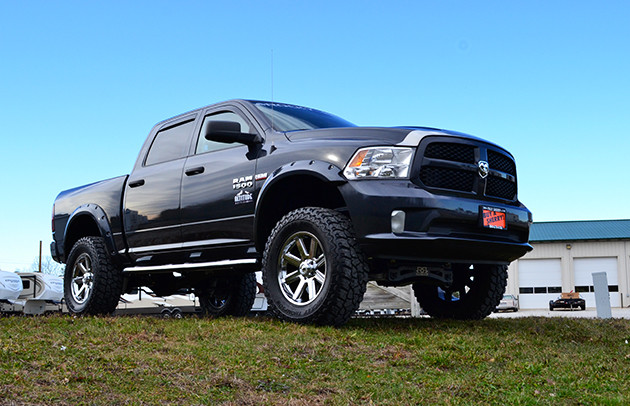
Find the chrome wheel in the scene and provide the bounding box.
[262,207,369,325]
[64,237,123,315]
[71,253,94,304]
[278,231,326,306]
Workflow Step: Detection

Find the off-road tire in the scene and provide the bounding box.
[64,236,123,315]
[197,273,256,317]
[412,264,507,320]
[262,207,369,326]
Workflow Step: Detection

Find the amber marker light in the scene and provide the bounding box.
[348,149,368,167]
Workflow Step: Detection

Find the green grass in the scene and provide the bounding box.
[1,315,629,405]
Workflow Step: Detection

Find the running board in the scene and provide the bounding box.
[122,259,258,274]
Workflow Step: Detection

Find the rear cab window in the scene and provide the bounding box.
[145,119,196,166]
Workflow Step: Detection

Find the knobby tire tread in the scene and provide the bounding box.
[65,236,123,315]
[198,273,257,317]
[262,207,369,327]
[413,264,507,320]
[226,273,257,317]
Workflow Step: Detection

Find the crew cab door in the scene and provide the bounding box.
[123,116,196,257]
[179,107,261,259]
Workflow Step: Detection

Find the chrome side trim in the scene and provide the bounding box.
[126,223,181,234]
[182,238,249,249]
[127,238,249,254]
[183,214,254,228]
[123,258,258,273]
[128,242,182,254]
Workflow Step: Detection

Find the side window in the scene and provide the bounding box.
[145,120,195,166]
[195,111,253,154]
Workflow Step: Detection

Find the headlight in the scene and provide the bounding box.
[343,147,414,179]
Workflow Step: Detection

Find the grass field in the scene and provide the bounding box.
[1,314,629,405]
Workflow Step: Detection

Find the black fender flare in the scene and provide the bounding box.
[253,159,347,247]
[64,203,119,263]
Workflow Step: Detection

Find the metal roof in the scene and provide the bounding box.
[530,220,630,242]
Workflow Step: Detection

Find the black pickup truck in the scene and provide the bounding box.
[51,99,532,325]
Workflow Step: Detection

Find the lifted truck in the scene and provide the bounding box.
[51,100,532,326]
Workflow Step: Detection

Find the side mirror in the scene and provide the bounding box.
[204,120,261,146]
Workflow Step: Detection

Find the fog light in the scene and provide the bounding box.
[391,210,406,234]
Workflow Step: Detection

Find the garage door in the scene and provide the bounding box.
[574,257,621,307]
[518,258,563,309]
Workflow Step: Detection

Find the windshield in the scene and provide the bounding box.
[253,102,355,132]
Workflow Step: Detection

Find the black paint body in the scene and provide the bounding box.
[51,100,532,291]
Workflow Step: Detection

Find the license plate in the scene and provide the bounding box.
[482,207,507,230]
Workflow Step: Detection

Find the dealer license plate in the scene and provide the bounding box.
[482,207,507,230]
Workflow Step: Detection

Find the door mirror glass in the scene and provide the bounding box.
[196,112,261,154]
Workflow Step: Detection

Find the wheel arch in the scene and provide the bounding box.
[63,204,118,264]
[254,160,348,252]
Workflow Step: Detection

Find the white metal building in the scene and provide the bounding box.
[507,220,630,309]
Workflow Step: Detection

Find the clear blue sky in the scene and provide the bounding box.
[1,1,629,272]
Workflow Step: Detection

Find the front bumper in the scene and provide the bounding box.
[340,180,532,264]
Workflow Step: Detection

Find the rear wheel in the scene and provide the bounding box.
[197,273,256,317]
[64,236,123,315]
[262,207,369,326]
[412,264,507,320]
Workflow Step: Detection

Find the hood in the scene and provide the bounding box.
[285,126,493,148]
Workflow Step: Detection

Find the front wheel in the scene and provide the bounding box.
[262,207,369,326]
[64,236,123,315]
[412,264,507,320]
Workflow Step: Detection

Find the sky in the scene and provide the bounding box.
[1,1,629,272]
